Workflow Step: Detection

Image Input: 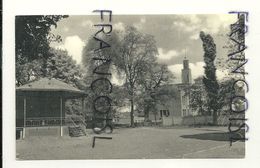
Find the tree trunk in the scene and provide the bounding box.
[213,110,218,125]
[130,98,134,127]
[42,59,48,77]
[154,112,157,125]
[144,106,150,121]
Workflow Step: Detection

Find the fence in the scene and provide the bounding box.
[25,117,65,127]
[182,114,245,126]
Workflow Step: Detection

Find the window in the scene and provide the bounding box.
[163,110,167,116]
[160,110,169,117]
[183,109,186,116]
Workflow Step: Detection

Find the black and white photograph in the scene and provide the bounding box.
[15,13,247,159]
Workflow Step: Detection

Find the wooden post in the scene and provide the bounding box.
[23,97,26,139]
[60,96,63,136]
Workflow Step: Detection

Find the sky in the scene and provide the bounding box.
[50,14,237,84]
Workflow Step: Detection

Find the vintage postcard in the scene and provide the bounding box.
[2,0,260,168]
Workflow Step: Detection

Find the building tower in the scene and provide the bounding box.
[181,57,192,84]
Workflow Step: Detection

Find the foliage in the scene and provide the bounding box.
[16,15,68,62]
[215,14,247,116]
[81,31,121,123]
[45,49,85,116]
[16,58,44,86]
[82,31,121,83]
[16,48,84,87]
[46,48,83,87]
[200,31,219,125]
[189,77,208,115]
[16,15,68,85]
[82,25,175,126]
[136,64,175,120]
[114,26,158,126]
[190,77,246,117]
[218,78,246,114]
[216,14,246,79]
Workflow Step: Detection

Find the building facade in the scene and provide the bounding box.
[149,58,194,126]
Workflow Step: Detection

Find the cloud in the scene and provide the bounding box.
[207,14,237,31]
[133,17,146,30]
[168,61,203,83]
[56,35,85,64]
[173,21,198,33]
[168,64,183,83]
[168,61,228,83]
[63,27,69,32]
[94,59,228,85]
[189,33,199,40]
[114,22,125,31]
[189,62,205,80]
[140,17,146,23]
[110,65,125,86]
[157,48,186,61]
[201,15,236,34]
[81,20,94,27]
[158,48,180,60]
[172,14,237,40]
[168,62,204,83]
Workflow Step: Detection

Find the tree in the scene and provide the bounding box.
[16,48,83,86]
[82,26,161,127]
[16,58,44,86]
[200,31,219,125]
[46,48,86,115]
[114,26,158,127]
[189,76,208,115]
[216,14,246,80]
[46,48,83,87]
[15,15,68,85]
[81,31,121,128]
[137,64,175,121]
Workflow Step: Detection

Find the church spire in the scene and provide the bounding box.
[181,50,192,84]
[184,48,187,60]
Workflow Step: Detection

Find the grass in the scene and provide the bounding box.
[16,126,245,160]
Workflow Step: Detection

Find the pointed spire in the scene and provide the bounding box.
[184,48,188,60]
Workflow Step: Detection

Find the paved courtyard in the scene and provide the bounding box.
[16,126,245,160]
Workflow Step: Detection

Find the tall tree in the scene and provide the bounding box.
[82,31,121,85]
[115,26,158,127]
[82,26,161,127]
[200,31,219,125]
[15,15,68,85]
[82,31,121,128]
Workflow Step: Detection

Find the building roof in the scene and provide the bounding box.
[16,78,87,97]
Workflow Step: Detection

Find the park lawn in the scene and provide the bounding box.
[16,126,245,160]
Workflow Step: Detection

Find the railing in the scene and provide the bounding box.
[25,117,65,127]
[25,116,88,127]
[65,117,78,127]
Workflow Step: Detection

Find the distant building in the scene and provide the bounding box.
[149,58,194,126]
